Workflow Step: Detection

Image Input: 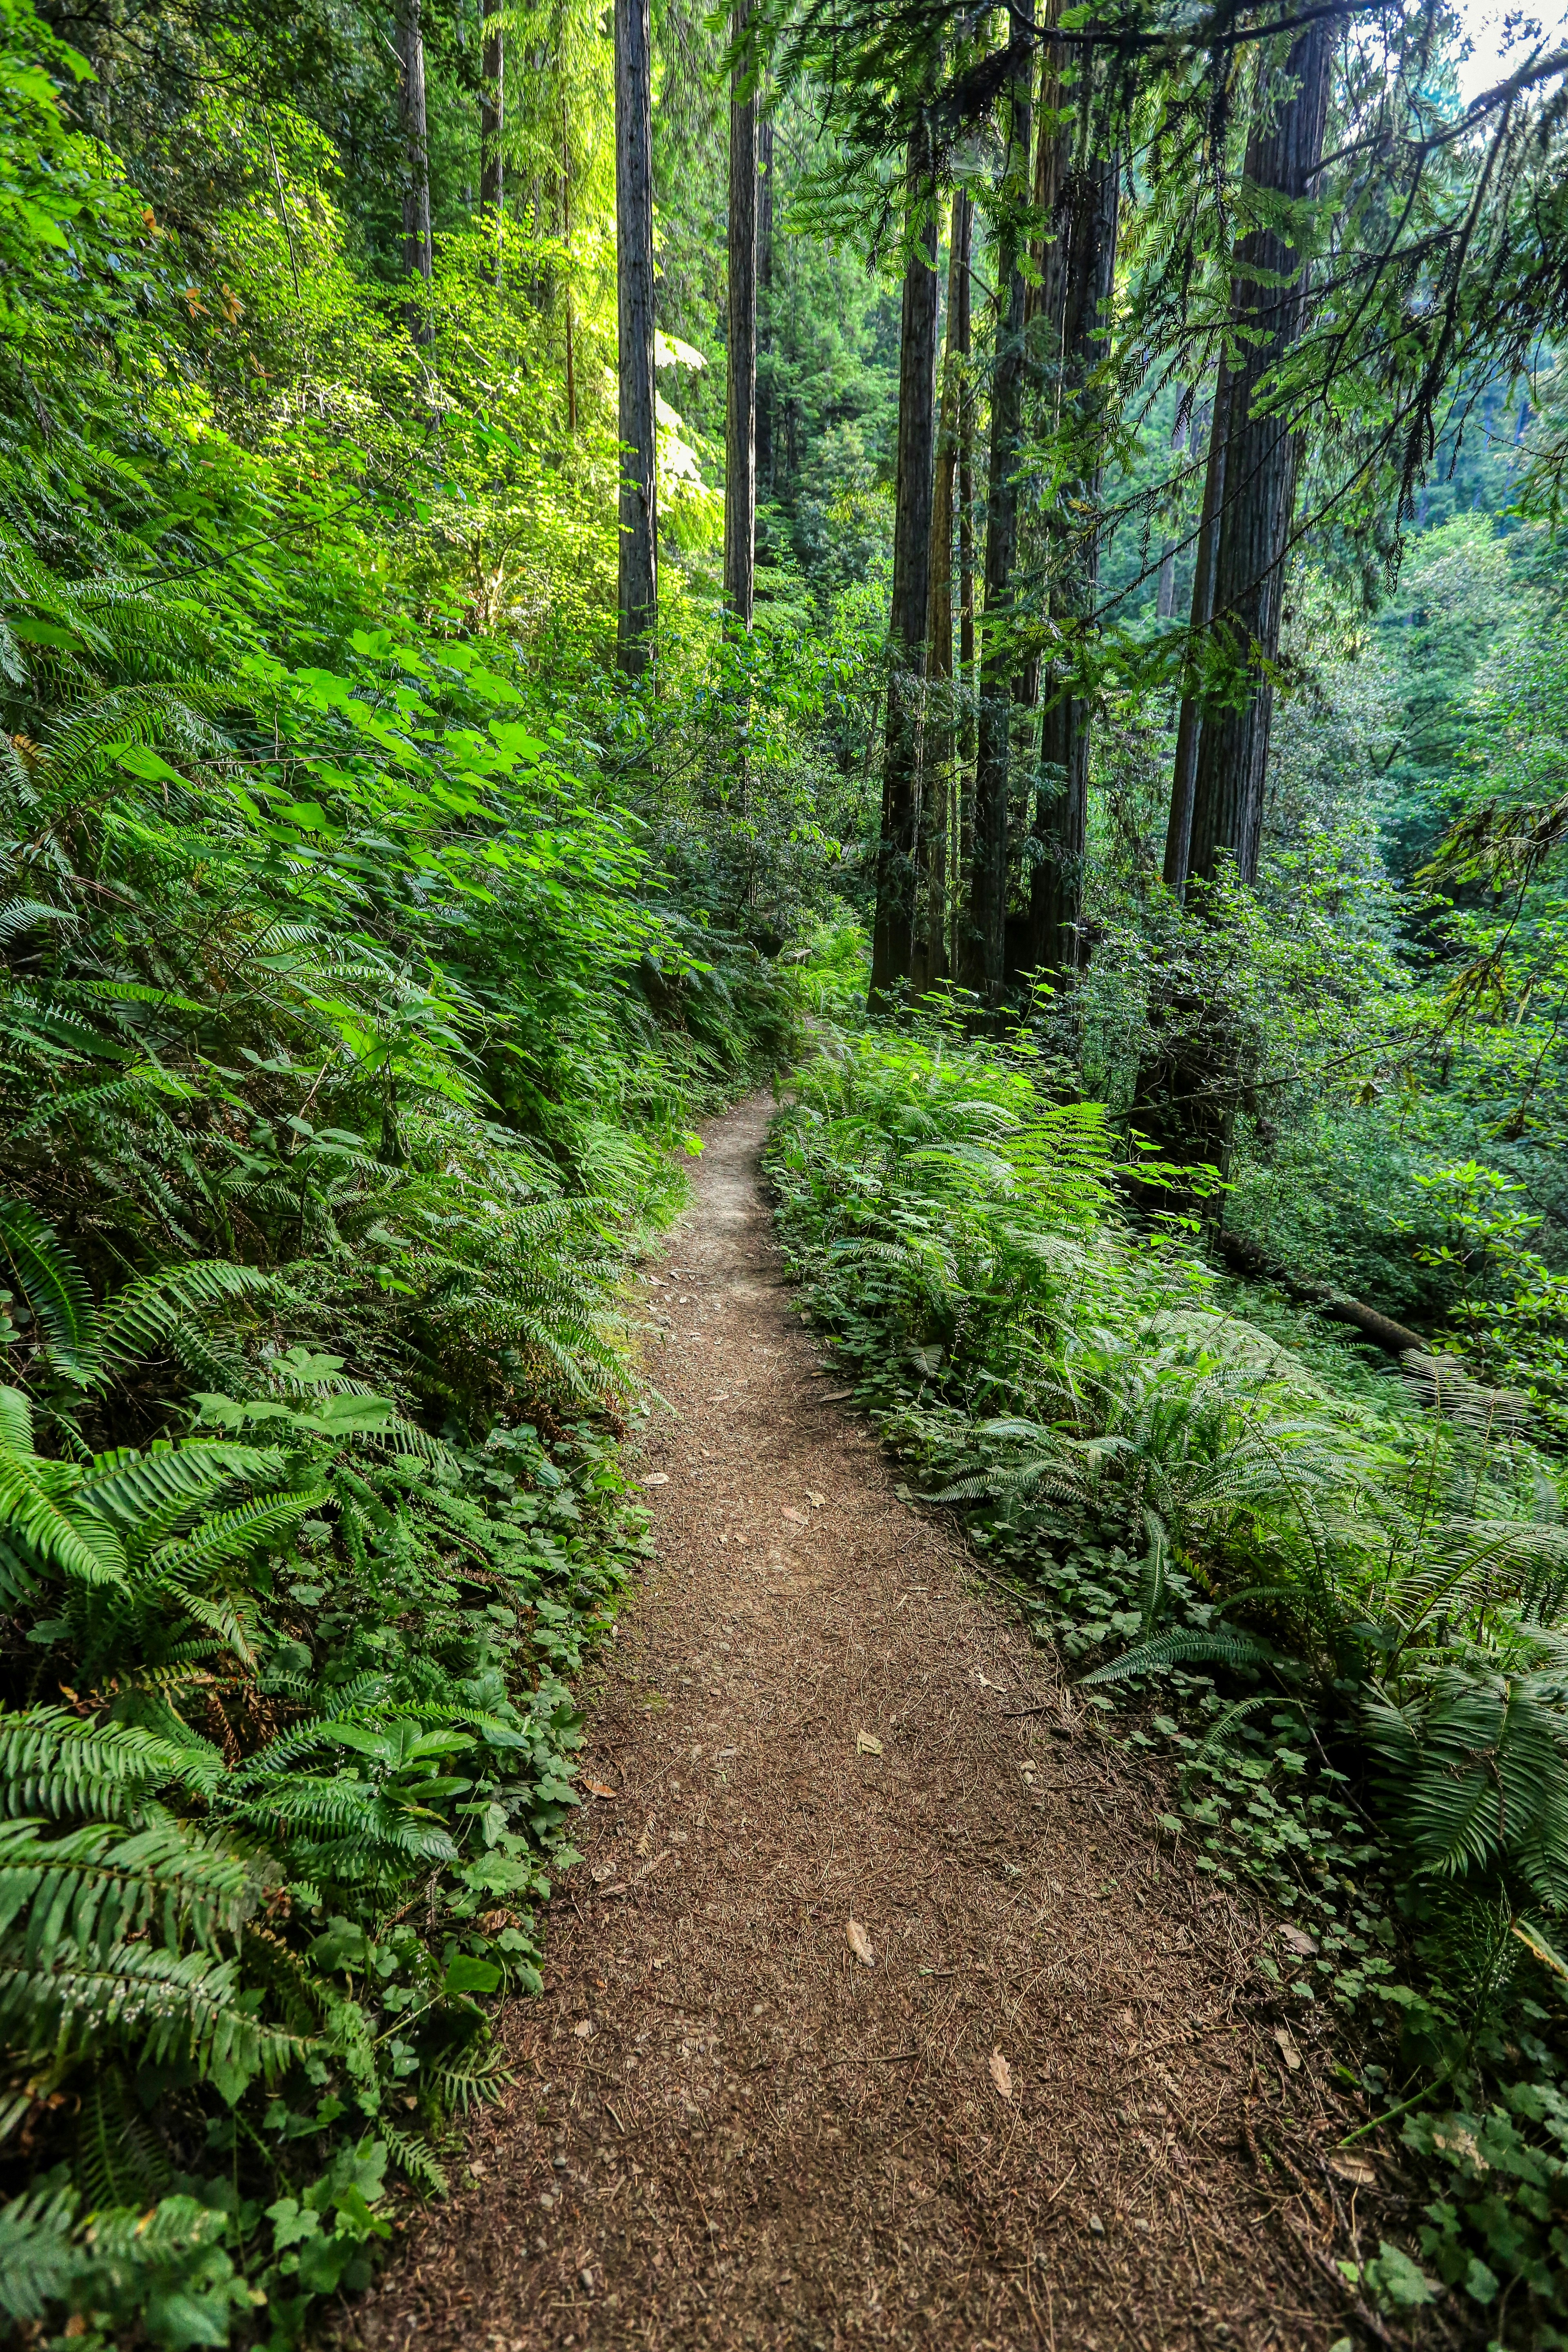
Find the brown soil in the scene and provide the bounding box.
[352,1094,1372,2352]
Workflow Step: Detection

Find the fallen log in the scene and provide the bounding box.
[1212,1230,1429,1359]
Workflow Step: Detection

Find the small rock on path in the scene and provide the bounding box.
[352,1094,1343,2352]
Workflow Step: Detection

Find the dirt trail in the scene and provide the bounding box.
[354,1096,1347,2352]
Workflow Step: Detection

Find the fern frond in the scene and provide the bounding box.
[0,1815,272,1958]
[73,2066,172,2210]
[0,1202,97,1381]
[0,2187,83,2323]
[79,1443,286,1556]
[379,2119,449,2195]
[0,1942,310,2094]
[1079,1626,1274,1686]
[220,1776,459,1866]
[0,1450,125,1588]
[0,1707,217,1818]
[96,1260,280,1385]
[427,2038,509,2112]
[151,1488,325,1581]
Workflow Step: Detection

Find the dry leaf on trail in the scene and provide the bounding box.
[989,2049,1014,2100]
[635,1820,653,1858]
[641,1472,669,1487]
[572,2018,593,2038]
[856,1730,883,1755]
[707,1391,730,1401]
[822,1389,856,1402]
[581,1778,618,1799]
[1272,2025,1302,2072]
[781,1506,807,1526]
[1328,2153,1376,2187]
[806,1490,826,1508]
[846,1920,875,1967]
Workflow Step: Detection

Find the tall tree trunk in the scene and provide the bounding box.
[724,8,757,633]
[479,0,503,279]
[1029,140,1120,982]
[396,0,433,336]
[1185,17,1334,891]
[757,112,775,488]
[869,115,940,1011]
[1136,18,1335,1200]
[1155,404,1185,617]
[1163,361,1230,891]
[960,33,1032,1009]
[562,97,577,435]
[615,0,657,674]
[955,306,977,980]
[920,189,973,993]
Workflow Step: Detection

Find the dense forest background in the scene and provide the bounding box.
[6,0,1568,2338]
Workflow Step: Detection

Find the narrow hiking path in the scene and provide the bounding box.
[353,1096,1350,2352]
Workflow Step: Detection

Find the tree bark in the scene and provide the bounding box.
[615,0,657,674]
[480,0,503,276]
[757,111,775,488]
[956,296,977,982]
[1154,403,1185,617]
[396,0,433,334]
[562,97,577,435]
[1213,1229,1428,1358]
[1163,362,1230,893]
[869,115,940,1011]
[1029,138,1119,984]
[724,8,757,633]
[920,189,973,993]
[1185,18,1334,891]
[961,31,1033,1008]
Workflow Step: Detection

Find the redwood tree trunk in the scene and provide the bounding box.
[615,0,657,673]
[956,301,977,980]
[724,9,757,633]
[1185,18,1334,891]
[479,0,503,268]
[1163,362,1230,892]
[1136,18,1336,1199]
[757,112,775,486]
[396,0,432,331]
[1029,140,1120,983]
[920,188,973,992]
[1154,404,1185,617]
[562,98,577,435]
[961,37,1033,1008]
[869,116,940,1010]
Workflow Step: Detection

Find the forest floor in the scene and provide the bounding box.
[350,1095,1366,2352]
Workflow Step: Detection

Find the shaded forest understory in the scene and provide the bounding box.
[4,0,1568,2341]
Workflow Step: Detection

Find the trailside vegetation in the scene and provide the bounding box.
[0,0,843,2339]
[9,0,1568,2337]
[769,1022,1568,2341]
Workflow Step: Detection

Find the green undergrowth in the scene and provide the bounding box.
[766,1020,1568,2348]
[1,1407,644,2349]
[0,34,802,2329]
[0,416,795,2343]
